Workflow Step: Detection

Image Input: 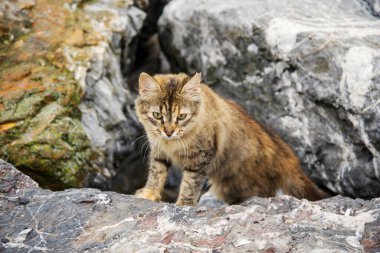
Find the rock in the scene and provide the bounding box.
[73,0,146,190]
[361,218,380,252]
[364,0,380,17]
[123,0,172,90]
[158,0,380,199]
[1,160,380,252]
[0,160,38,194]
[0,0,146,190]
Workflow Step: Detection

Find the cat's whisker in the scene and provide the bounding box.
[178,139,185,158]
[184,140,190,159]
[130,134,146,149]
[155,137,162,154]
[143,137,160,160]
[143,136,157,162]
[193,139,205,156]
[179,138,190,168]
[142,141,151,162]
[153,136,160,148]
[185,140,190,167]
[140,139,150,156]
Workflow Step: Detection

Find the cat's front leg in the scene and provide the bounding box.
[135,156,170,202]
[176,169,206,206]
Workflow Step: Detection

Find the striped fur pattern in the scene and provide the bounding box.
[135,72,328,205]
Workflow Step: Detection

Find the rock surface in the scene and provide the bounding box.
[0,0,145,190]
[1,160,380,252]
[159,0,380,199]
[364,0,380,16]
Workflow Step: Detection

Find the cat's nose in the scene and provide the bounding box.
[164,129,174,137]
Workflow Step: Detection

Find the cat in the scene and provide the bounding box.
[134,72,329,206]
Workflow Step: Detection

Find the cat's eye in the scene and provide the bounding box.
[177,113,187,120]
[153,112,162,119]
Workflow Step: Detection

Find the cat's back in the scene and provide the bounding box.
[200,84,262,136]
[199,84,266,166]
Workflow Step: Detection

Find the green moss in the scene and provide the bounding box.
[7,115,91,189]
[12,95,46,120]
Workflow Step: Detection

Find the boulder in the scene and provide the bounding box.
[158,0,380,199]
[1,159,380,252]
[0,0,145,190]
[364,0,380,16]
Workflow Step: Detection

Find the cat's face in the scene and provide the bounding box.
[135,72,202,140]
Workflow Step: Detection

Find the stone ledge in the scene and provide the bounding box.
[1,159,379,252]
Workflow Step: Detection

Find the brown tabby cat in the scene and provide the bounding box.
[134,72,328,206]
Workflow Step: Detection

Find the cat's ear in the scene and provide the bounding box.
[182,72,201,100]
[138,72,161,97]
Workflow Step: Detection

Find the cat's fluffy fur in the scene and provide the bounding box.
[135,72,328,205]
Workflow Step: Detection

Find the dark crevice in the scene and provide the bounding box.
[361,0,380,18]
[123,0,171,93]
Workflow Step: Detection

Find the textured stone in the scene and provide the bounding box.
[361,219,380,252]
[0,0,92,189]
[364,0,380,17]
[159,0,380,199]
[69,0,146,189]
[0,160,38,194]
[1,160,379,252]
[0,0,145,190]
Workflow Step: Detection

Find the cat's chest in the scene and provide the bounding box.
[158,139,209,168]
[159,141,186,165]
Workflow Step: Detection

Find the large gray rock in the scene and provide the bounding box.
[1,159,380,252]
[158,0,380,199]
[66,0,146,189]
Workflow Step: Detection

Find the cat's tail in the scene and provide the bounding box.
[288,173,332,201]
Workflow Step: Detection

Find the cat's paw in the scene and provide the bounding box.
[135,188,161,202]
[175,199,197,206]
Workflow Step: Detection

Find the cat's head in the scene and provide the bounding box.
[135,72,203,140]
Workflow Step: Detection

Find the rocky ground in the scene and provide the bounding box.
[1,160,379,252]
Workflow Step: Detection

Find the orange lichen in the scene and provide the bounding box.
[0,122,17,132]
[1,64,33,81]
